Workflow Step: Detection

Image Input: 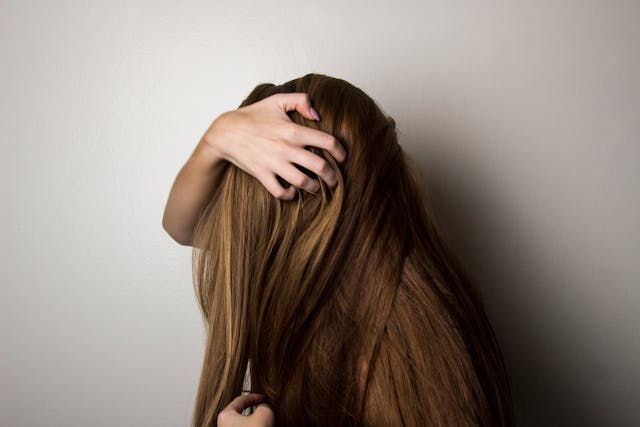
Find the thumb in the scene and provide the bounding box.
[274,92,321,121]
[252,403,275,425]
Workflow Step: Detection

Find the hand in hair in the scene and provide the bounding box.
[162,92,347,246]
[204,92,347,198]
[216,393,275,427]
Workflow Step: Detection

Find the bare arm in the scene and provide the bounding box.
[162,136,226,246]
[161,93,347,247]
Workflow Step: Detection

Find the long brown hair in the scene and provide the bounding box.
[190,73,514,426]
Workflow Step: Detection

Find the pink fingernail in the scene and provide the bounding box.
[310,107,320,121]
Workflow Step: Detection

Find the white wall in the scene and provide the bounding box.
[1,1,638,426]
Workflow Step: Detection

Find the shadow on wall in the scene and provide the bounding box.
[407,134,616,427]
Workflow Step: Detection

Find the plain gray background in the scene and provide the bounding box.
[1,1,639,426]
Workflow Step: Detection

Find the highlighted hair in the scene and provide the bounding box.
[190,73,514,426]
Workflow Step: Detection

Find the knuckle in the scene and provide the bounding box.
[270,138,288,156]
[316,158,331,174]
[328,135,339,149]
[272,185,287,199]
[273,186,286,199]
[293,173,308,187]
[285,123,299,140]
[217,411,229,424]
[255,405,275,419]
[292,92,306,104]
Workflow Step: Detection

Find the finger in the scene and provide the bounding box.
[288,147,338,188]
[225,393,266,413]
[276,162,321,194]
[261,171,297,200]
[283,123,347,163]
[273,92,321,122]
[252,404,275,426]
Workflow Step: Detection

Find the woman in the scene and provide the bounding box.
[163,73,514,426]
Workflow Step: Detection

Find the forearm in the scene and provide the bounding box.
[162,138,227,246]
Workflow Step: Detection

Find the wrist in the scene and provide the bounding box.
[201,112,231,161]
[193,136,226,167]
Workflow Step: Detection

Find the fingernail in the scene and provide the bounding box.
[310,107,320,121]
